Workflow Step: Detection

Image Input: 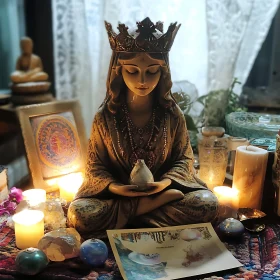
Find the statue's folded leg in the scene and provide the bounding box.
[137,190,219,227]
[67,197,139,239]
[31,72,49,81]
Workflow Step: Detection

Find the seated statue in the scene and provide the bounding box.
[10,37,48,84]
[67,18,218,238]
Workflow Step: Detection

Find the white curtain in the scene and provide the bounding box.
[52,0,280,135]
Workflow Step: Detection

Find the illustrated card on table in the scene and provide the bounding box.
[107,223,242,280]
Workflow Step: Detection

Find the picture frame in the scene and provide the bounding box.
[17,100,87,191]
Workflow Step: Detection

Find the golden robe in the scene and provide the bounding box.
[68,104,218,238]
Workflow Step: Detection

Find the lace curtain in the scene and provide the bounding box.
[52,0,280,135]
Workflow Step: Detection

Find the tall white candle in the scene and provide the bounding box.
[13,210,44,249]
[213,186,239,220]
[232,146,268,209]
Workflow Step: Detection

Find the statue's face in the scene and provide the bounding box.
[120,53,163,96]
[21,38,33,55]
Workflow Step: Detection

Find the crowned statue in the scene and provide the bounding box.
[67,18,218,238]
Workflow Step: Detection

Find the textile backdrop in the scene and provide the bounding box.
[52,0,280,135]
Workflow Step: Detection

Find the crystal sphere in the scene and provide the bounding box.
[80,238,108,267]
[15,248,49,275]
[218,218,245,238]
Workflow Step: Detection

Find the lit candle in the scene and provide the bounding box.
[13,210,44,249]
[232,146,268,209]
[58,172,84,203]
[198,147,228,191]
[22,189,46,207]
[213,186,239,220]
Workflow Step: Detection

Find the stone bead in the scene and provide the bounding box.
[80,239,108,267]
[15,248,49,275]
[218,218,245,238]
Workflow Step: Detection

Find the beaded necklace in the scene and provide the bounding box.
[123,104,155,148]
[113,104,168,169]
[123,104,156,168]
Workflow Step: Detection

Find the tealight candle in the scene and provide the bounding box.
[58,172,84,203]
[213,186,239,220]
[13,210,44,249]
[232,146,268,209]
[22,189,46,207]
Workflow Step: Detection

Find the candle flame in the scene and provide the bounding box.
[57,172,84,192]
[214,186,239,197]
[22,189,46,207]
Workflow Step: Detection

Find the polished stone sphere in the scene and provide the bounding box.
[80,238,108,267]
[218,218,245,238]
[15,248,49,275]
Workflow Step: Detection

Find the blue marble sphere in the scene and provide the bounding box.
[80,238,108,267]
[15,248,49,275]
[218,218,245,238]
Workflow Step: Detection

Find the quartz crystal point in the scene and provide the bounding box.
[44,199,66,230]
[38,228,81,261]
[129,159,154,191]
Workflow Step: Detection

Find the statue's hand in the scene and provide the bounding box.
[108,183,151,197]
[144,178,172,195]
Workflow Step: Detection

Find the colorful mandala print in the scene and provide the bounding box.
[36,115,81,169]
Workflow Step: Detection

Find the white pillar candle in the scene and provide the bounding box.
[22,189,46,207]
[13,210,44,249]
[213,186,239,220]
[232,145,268,209]
[58,172,84,203]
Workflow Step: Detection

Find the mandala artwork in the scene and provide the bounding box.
[31,112,82,179]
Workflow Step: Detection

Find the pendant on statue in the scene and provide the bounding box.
[130,148,155,169]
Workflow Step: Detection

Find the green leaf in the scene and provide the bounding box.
[185,115,198,132]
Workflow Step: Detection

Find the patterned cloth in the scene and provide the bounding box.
[1,224,280,279]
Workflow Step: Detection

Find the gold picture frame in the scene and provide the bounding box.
[17,100,87,191]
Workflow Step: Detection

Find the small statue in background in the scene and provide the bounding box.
[9,37,52,105]
[10,37,48,84]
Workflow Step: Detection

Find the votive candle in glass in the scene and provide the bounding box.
[213,186,239,220]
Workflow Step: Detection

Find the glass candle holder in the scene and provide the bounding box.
[198,146,228,190]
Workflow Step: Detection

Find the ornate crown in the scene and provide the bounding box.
[105,17,181,53]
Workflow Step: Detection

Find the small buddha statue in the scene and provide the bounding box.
[67,18,219,239]
[10,37,48,84]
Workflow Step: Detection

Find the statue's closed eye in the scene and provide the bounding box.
[124,66,138,74]
[147,65,160,74]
